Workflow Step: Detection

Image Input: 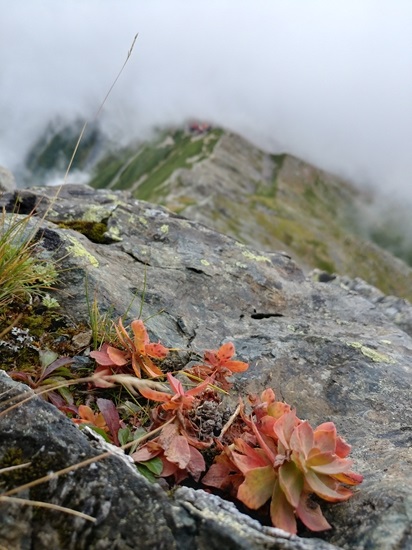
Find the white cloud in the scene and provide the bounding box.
[1,0,412,201]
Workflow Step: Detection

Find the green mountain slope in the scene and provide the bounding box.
[22,122,412,300]
[86,127,412,300]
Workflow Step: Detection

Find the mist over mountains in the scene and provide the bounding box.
[1,0,412,205]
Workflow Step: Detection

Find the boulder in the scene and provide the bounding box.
[0,185,411,549]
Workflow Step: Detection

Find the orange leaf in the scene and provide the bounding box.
[137,386,172,404]
[145,342,169,359]
[131,320,149,355]
[237,465,276,510]
[216,342,236,363]
[223,359,249,372]
[304,471,354,502]
[140,356,163,377]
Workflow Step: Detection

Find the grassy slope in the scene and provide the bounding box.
[88,127,412,301]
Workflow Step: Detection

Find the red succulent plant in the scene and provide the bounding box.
[188,342,249,389]
[90,319,169,383]
[203,389,363,534]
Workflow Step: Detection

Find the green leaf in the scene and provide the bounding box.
[279,461,303,508]
[81,424,111,443]
[53,367,73,378]
[134,427,148,440]
[57,385,74,405]
[142,457,163,476]
[136,464,157,483]
[39,350,59,369]
[118,427,131,446]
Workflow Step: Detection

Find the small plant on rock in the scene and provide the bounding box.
[75,318,363,535]
[90,318,169,382]
[0,208,58,312]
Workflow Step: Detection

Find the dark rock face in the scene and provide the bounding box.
[1,185,411,549]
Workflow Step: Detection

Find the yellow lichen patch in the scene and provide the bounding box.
[82,205,112,223]
[66,235,99,267]
[160,224,169,234]
[138,216,148,226]
[347,341,395,364]
[107,225,122,242]
[241,249,271,263]
[200,259,210,266]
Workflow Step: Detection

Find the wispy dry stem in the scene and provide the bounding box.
[0,496,96,522]
[63,33,138,184]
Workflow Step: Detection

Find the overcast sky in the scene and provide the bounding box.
[1,0,412,201]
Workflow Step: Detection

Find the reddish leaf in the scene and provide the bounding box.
[202,462,234,489]
[274,410,298,450]
[131,445,159,463]
[204,342,248,372]
[74,405,107,430]
[137,385,172,404]
[290,421,314,458]
[313,422,338,453]
[106,346,129,366]
[296,494,331,532]
[333,470,364,485]
[230,439,271,474]
[335,435,352,458]
[186,445,206,481]
[90,345,117,366]
[267,401,292,420]
[159,457,179,478]
[250,418,277,464]
[40,357,74,382]
[164,435,191,469]
[270,478,297,534]
[131,319,149,355]
[97,398,121,446]
[139,356,164,378]
[307,452,353,475]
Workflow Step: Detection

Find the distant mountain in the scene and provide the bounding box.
[23,121,412,300]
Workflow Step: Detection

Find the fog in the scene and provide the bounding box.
[1,0,412,202]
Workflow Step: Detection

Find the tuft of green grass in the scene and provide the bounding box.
[0,209,58,312]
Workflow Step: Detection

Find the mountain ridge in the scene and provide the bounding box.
[21,121,412,301]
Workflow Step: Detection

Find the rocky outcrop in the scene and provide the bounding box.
[1,185,411,549]
[21,124,412,299]
[311,269,412,338]
[87,128,412,301]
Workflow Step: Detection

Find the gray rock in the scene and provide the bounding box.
[0,165,16,192]
[311,269,412,337]
[0,185,411,549]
